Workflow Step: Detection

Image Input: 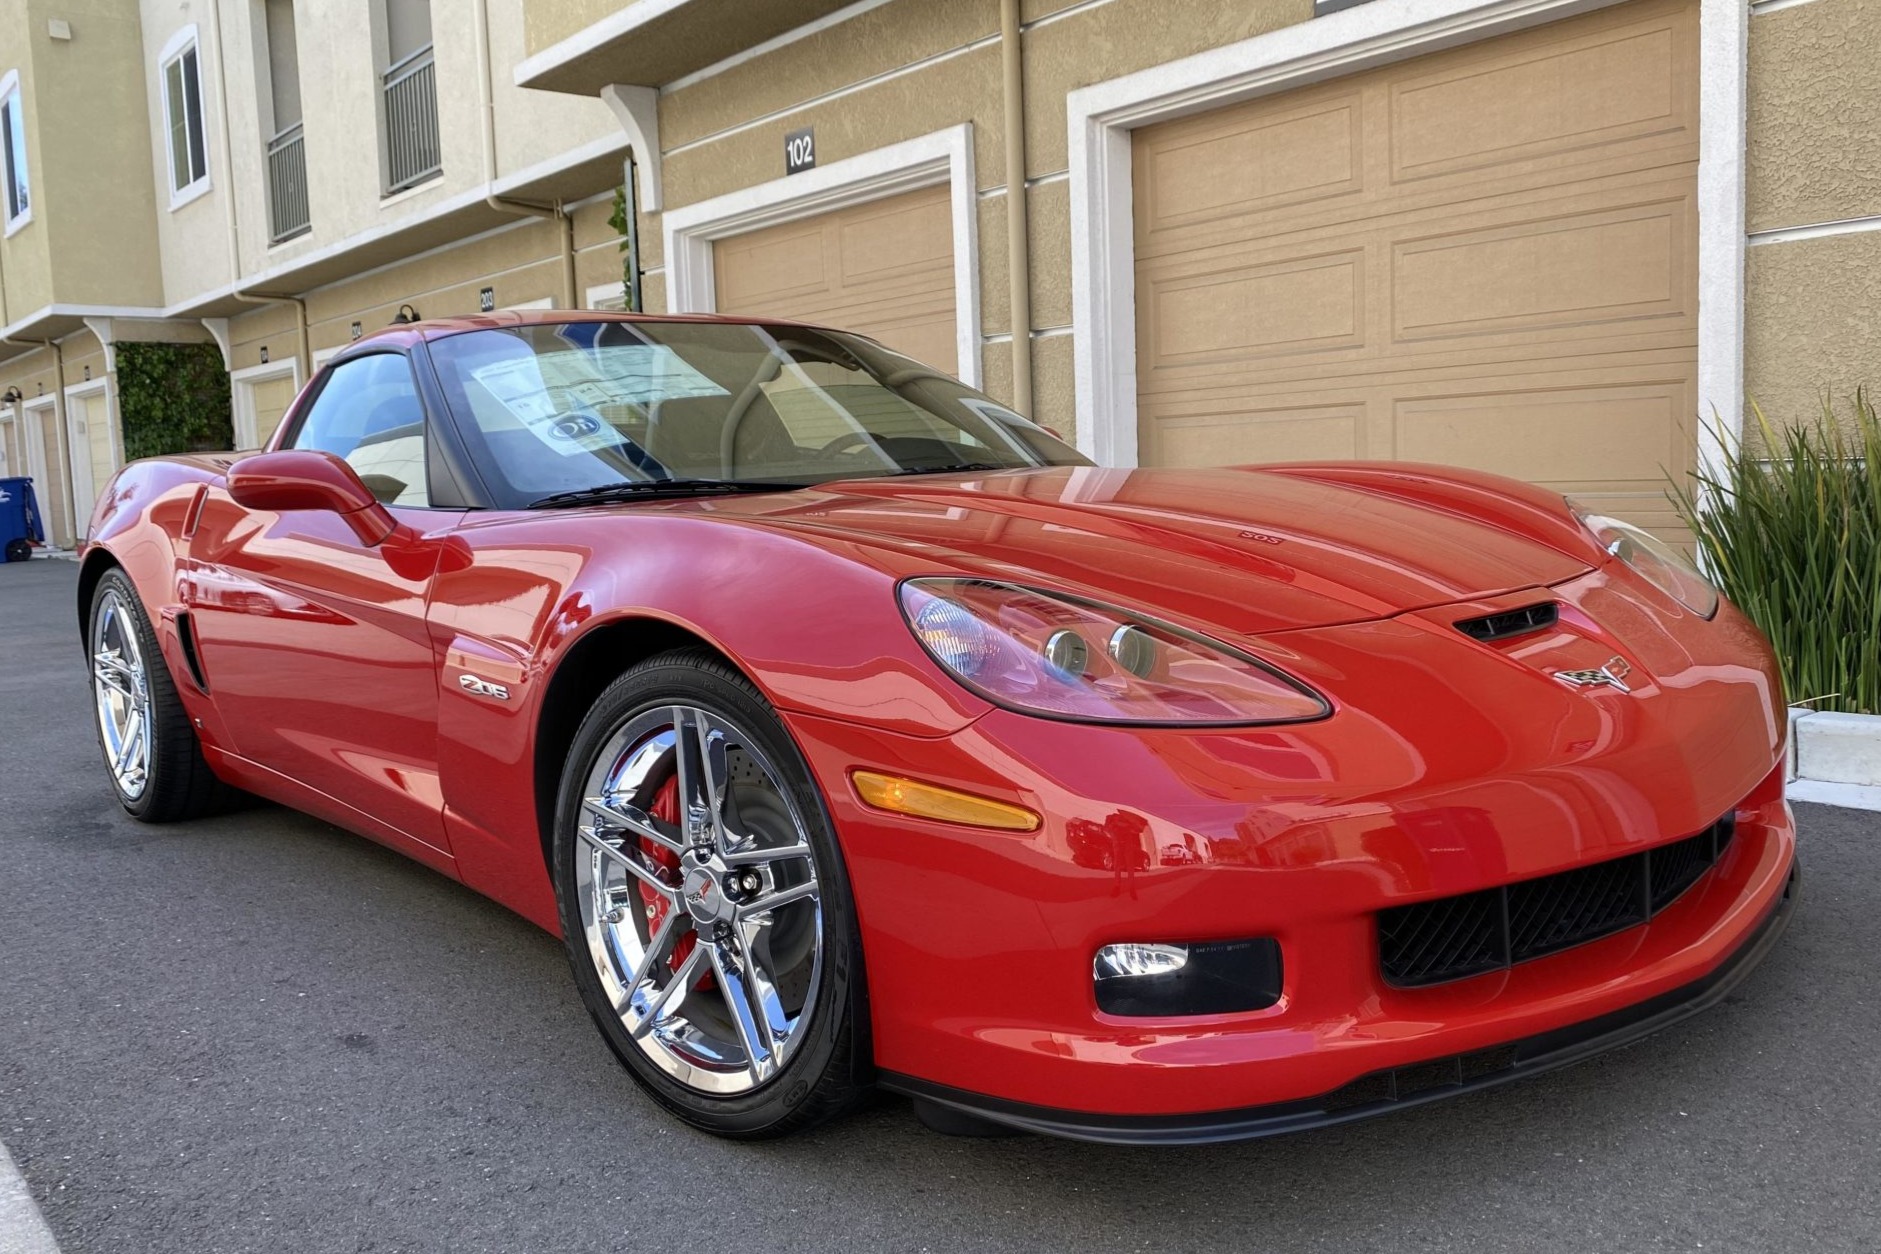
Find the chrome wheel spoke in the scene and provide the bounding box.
[628,944,707,1040]
[576,824,676,898]
[737,878,817,919]
[708,938,781,1083]
[113,711,146,775]
[671,706,732,849]
[613,909,685,1016]
[582,794,683,854]
[722,840,812,868]
[93,651,138,695]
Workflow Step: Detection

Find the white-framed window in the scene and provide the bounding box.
[0,70,30,234]
[159,28,210,205]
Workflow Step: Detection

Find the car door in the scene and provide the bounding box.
[185,350,460,861]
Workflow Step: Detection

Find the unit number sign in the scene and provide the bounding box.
[785,127,815,175]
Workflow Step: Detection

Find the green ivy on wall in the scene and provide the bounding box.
[117,342,234,461]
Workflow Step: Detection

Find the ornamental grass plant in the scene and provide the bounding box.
[1674,392,1881,715]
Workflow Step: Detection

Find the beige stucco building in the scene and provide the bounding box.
[0,0,1872,549]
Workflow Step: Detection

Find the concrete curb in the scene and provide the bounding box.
[0,1142,59,1254]
[1794,710,1881,787]
[1789,706,1881,813]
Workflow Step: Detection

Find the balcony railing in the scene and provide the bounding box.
[382,45,440,194]
[265,122,310,243]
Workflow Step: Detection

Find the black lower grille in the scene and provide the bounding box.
[1379,814,1737,987]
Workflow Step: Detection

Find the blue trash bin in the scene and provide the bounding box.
[0,476,45,562]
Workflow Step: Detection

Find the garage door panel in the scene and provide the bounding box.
[838,197,952,284]
[1134,0,1698,531]
[1145,250,1366,365]
[1389,17,1689,183]
[1134,93,1364,240]
[716,223,832,310]
[1136,150,1700,273]
[1392,198,1688,343]
[714,183,956,373]
[1148,402,1364,468]
[1139,333,1698,400]
[1141,352,1696,422]
[1391,381,1691,484]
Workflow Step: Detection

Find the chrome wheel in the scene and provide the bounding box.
[90,588,153,800]
[574,704,824,1096]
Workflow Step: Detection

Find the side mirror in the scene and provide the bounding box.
[227,449,397,545]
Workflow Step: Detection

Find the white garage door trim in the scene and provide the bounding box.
[231,359,303,449]
[62,376,111,531]
[1066,0,1745,480]
[662,124,983,388]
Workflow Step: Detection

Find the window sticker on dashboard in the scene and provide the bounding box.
[469,346,728,456]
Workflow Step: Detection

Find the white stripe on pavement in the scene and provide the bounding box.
[0,1141,60,1254]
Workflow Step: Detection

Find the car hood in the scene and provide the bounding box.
[719,466,1591,636]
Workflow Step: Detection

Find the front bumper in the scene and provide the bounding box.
[784,570,1798,1125]
[880,860,1799,1144]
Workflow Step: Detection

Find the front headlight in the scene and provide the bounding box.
[1576,511,1719,619]
[898,577,1331,725]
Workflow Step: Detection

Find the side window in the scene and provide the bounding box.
[290,353,428,506]
[2,74,30,230]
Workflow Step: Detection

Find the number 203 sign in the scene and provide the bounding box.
[785,127,815,175]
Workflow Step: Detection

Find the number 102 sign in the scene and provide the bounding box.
[784,127,815,175]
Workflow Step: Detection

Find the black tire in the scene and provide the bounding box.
[4,537,30,563]
[552,649,870,1139]
[87,568,240,822]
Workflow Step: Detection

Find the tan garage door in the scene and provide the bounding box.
[713,183,957,374]
[1133,0,1698,536]
[33,406,73,548]
[250,373,301,448]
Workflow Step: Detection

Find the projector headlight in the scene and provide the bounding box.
[899,577,1330,725]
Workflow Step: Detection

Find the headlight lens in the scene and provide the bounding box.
[1577,511,1718,618]
[899,577,1331,725]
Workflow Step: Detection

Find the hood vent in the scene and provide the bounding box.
[1455,601,1558,643]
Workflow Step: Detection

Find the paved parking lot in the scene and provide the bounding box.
[2,556,1878,1253]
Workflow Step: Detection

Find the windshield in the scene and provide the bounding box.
[425,320,1089,506]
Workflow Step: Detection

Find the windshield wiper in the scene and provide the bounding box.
[527,479,809,509]
[887,462,1009,477]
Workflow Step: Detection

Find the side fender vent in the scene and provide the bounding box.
[1456,601,1558,643]
[175,611,210,693]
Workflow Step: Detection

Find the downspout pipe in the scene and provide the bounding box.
[476,0,576,308]
[234,292,312,394]
[1000,0,1033,418]
[623,153,643,312]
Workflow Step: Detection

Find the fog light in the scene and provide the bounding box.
[1094,942,1189,980]
[1092,938,1283,1017]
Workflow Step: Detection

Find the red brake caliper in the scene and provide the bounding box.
[640,774,711,989]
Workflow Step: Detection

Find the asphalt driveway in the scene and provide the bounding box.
[2,556,1877,1253]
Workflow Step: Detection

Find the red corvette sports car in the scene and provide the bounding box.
[78,311,1797,1143]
